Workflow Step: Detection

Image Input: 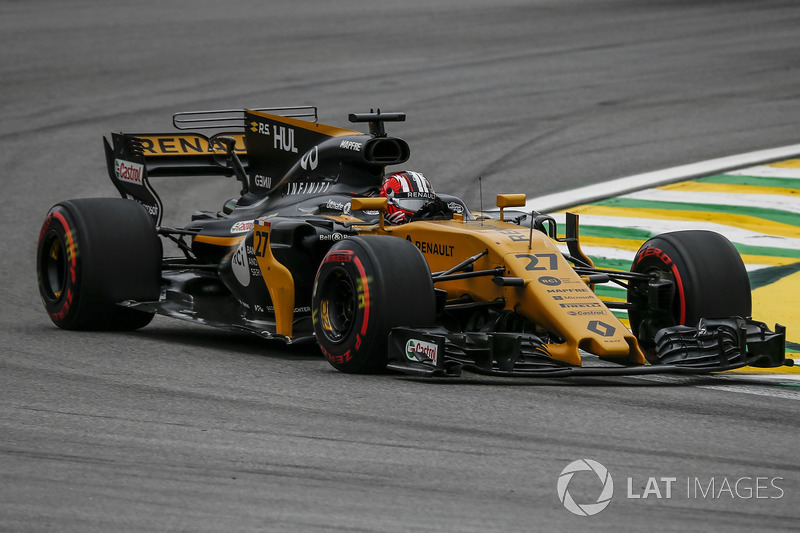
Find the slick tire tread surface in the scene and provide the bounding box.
[628,230,751,346]
[313,236,436,373]
[37,198,161,330]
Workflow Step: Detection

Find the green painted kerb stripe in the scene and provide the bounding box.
[580,225,800,259]
[588,258,633,271]
[735,244,800,259]
[749,262,800,290]
[699,174,800,191]
[594,198,800,228]
[595,285,627,298]
[577,225,655,241]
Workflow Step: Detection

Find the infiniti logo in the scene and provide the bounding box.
[300,146,318,170]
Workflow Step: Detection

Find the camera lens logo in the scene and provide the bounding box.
[557,459,614,516]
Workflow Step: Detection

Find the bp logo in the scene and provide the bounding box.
[557,459,614,516]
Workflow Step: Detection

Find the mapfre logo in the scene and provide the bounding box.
[557,459,614,516]
[114,159,144,185]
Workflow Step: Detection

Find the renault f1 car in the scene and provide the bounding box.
[36,106,790,377]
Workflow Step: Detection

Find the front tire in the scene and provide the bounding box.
[312,236,436,373]
[627,230,751,356]
[36,198,161,330]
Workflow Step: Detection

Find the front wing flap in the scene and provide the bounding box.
[654,317,788,369]
[387,327,567,377]
[386,318,791,378]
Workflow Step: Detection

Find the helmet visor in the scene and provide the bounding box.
[393,197,434,213]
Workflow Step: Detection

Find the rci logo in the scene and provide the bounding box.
[557,459,614,516]
[538,276,561,286]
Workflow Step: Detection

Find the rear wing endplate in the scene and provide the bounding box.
[104,133,164,226]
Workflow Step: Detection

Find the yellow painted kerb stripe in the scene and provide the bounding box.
[567,205,800,239]
[660,181,800,197]
[725,366,800,374]
[769,159,800,168]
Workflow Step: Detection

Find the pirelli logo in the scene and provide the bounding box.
[134,134,246,156]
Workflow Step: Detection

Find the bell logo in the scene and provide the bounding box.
[557,459,614,516]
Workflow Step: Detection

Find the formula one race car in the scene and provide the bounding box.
[36,106,790,377]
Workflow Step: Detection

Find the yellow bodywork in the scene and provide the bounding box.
[366,216,645,366]
[252,221,295,337]
[250,196,644,365]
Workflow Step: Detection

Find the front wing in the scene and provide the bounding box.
[387,317,791,378]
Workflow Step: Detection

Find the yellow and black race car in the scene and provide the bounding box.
[36,107,790,377]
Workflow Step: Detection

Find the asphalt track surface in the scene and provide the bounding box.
[2,1,800,531]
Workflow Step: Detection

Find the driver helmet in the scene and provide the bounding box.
[379,171,436,224]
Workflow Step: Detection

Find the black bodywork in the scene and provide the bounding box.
[104,108,466,343]
[99,106,790,377]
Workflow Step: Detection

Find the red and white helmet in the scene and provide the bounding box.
[379,171,436,224]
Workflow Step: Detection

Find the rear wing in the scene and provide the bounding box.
[172,106,317,131]
[104,106,319,225]
[105,106,411,226]
[106,106,318,177]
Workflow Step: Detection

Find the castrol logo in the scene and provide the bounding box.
[405,339,438,365]
[230,220,254,234]
[114,159,144,185]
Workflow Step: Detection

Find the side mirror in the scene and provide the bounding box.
[350,197,388,229]
[350,197,388,212]
[496,194,526,222]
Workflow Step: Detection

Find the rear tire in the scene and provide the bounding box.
[36,198,161,330]
[627,230,751,356]
[312,236,436,373]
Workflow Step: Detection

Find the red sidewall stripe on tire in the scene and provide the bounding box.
[633,246,687,325]
[669,261,686,325]
[45,211,78,321]
[52,211,78,284]
[354,256,370,336]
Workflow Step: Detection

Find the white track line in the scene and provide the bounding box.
[620,189,800,214]
[727,165,800,179]
[525,144,800,213]
[541,147,800,387]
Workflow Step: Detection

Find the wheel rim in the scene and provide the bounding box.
[643,266,679,326]
[40,232,68,302]
[628,263,679,357]
[318,268,357,343]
